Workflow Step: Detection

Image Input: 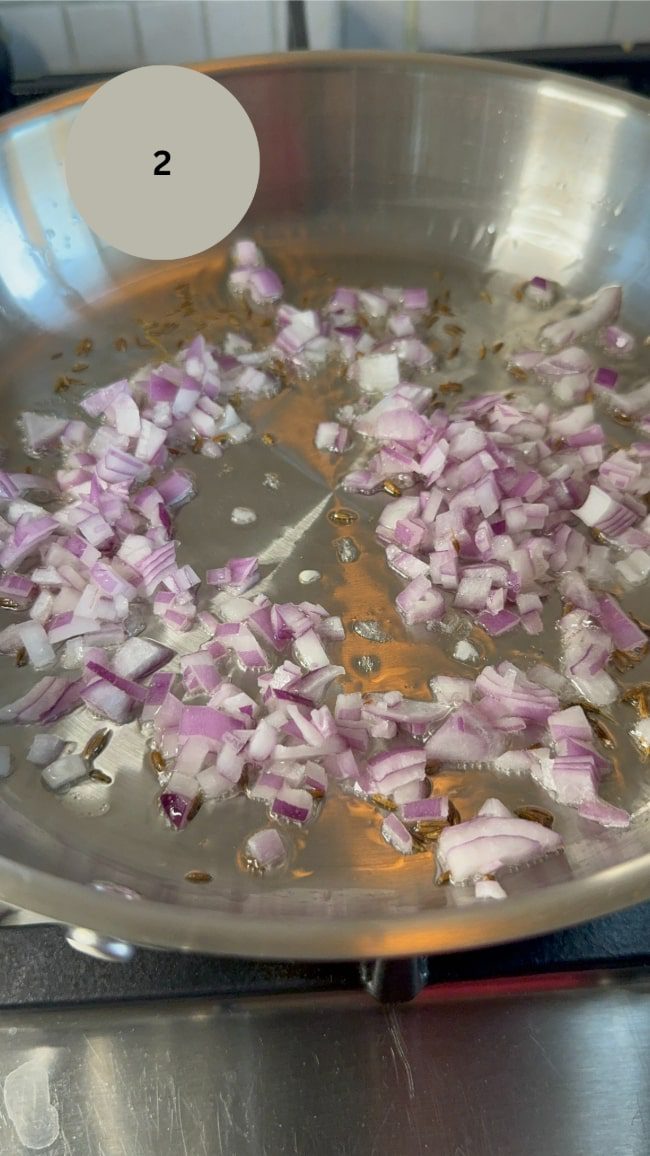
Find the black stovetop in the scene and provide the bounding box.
[0,904,647,1006]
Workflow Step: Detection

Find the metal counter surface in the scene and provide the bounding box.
[0,972,647,1155]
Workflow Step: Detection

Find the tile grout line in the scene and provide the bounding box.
[540,0,551,46]
[199,0,213,59]
[405,0,419,52]
[270,0,283,53]
[130,0,146,68]
[472,0,480,53]
[61,2,80,73]
[606,0,617,42]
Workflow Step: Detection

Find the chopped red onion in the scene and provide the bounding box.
[595,594,646,652]
[616,549,650,585]
[399,795,449,822]
[85,661,147,702]
[477,609,520,637]
[367,746,426,790]
[548,706,592,744]
[0,676,72,723]
[358,289,389,319]
[430,675,474,705]
[248,267,283,305]
[610,381,650,417]
[292,629,330,671]
[196,763,236,800]
[542,284,621,348]
[479,798,514,819]
[21,412,68,453]
[493,750,541,775]
[475,879,507,900]
[536,346,592,377]
[381,812,413,854]
[425,707,507,763]
[112,637,173,680]
[574,484,637,538]
[438,810,562,882]
[207,556,259,595]
[0,515,59,570]
[532,751,630,829]
[593,366,619,390]
[0,573,36,605]
[357,352,401,394]
[524,276,557,308]
[245,827,287,869]
[16,621,55,670]
[81,679,138,724]
[271,784,314,824]
[633,718,650,753]
[315,422,349,453]
[41,752,87,791]
[160,773,200,830]
[298,759,325,795]
[509,349,545,371]
[0,240,644,884]
[603,325,635,355]
[26,733,66,766]
[395,575,444,625]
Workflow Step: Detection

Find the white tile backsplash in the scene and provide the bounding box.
[134,1,208,65]
[0,1,74,77]
[475,1,547,51]
[65,1,141,72]
[305,0,341,49]
[546,1,615,47]
[611,0,650,41]
[341,1,407,49]
[417,1,479,52]
[0,0,647,80]
[203,0,280,58]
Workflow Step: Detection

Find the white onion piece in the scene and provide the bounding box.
[475,879,507,900]
[26,734,66,766]
[112,637,173,680]
[245,827,287,869]
[479,797,515,819]
[524,277,557,308]
[400,795,448,822]
[532,752,630,828]
[271,785,313,824]
[438,814,562,882]
[231,507,257,525]
[541,284,622,348]
[453,640,479,662]
[196,765,236,800]
[381,812,413,854]
[41,753,87,791]
[17,621,55,670]
[633,718,650,753]
[357,352,400,393]
[292,629,330,671]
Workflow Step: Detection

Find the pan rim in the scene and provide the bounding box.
[0,843,648,958]
[0,50,648,958]
[1,49,649,131]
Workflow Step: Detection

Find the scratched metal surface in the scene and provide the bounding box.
[0,55,649,957]
[0,975,648,1155]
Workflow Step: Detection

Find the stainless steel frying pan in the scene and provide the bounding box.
[0,53,649,959]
